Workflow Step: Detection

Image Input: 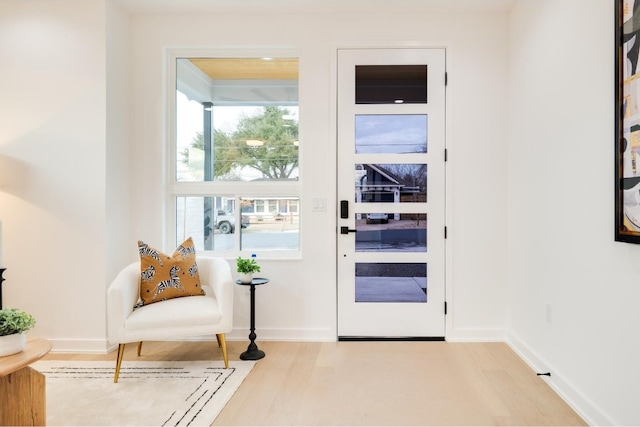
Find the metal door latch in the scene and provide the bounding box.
[340,226,357,234]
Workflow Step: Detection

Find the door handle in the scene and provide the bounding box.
[340,226,357,235]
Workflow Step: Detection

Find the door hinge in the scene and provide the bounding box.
[444,301,448,315]
[445,72,448,86]
[444,148,448,162]
[444,226,448,239]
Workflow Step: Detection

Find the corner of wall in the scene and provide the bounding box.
[506,331,614,426]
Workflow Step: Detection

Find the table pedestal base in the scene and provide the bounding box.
[0,366,46,426]
[240,347,265,360]
[240,332,265,360]
[0,338,52,426]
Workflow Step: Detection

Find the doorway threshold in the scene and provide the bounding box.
[338,336,445,342]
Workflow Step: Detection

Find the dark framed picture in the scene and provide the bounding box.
[616,0,640,243]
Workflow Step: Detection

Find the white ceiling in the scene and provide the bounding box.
[113,0,516,15]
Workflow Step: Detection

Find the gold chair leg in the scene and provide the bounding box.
[114,343,126,383]
[137,341,143,356]
[217,333,229,368]
[216,334,222,347]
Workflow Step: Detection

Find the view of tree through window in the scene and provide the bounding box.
[181,106,298,181]
[178,102,299,181]
[173,57,300,253]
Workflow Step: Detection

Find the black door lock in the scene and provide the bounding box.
[340,200,349,218]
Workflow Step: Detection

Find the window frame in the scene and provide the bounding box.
[165,48,302,259]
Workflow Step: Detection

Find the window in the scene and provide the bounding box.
[171,55,300,256]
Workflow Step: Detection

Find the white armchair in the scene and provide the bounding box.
[107,257,233,383]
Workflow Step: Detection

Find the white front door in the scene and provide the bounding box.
[337,48,446,338]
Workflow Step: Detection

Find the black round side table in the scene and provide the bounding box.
[235,277,269,360]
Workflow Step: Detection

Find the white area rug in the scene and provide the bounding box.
[31,360,255,426]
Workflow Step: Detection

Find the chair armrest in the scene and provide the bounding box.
[200,257,234,332]
[107,262,140,343]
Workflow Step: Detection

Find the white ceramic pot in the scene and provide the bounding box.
[239,273,253,284]
[0,333,26,357]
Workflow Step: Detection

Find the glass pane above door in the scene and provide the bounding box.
[355,65,428,104]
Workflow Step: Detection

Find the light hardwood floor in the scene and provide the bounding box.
[43,340,586,426]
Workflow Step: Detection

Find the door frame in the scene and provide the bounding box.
[330,42,454,340]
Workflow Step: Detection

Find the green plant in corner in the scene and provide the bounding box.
[236,257,261,274]
[0,308,36,336]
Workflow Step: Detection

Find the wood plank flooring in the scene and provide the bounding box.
[43,340,586,426]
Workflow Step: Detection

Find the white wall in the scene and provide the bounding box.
[127,7,510,342]
[507,0,639,425]
[0,0,110,351]
[105,0,132,290]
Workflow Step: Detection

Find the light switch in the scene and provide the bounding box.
[312,197,326,212]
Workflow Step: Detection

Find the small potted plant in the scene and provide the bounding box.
[0,308,36,357]
[236,256,261,284]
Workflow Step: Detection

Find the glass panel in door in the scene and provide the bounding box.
[356,262,427,303]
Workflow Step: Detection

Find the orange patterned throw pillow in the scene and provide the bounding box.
[137,238,205,306]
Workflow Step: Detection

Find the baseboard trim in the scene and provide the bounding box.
[227,327,336,342]
[445,327,506,342]
[46,327,337,353]
[49,339,113,354]
[506,331,615,426]
[46,327,508,352]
